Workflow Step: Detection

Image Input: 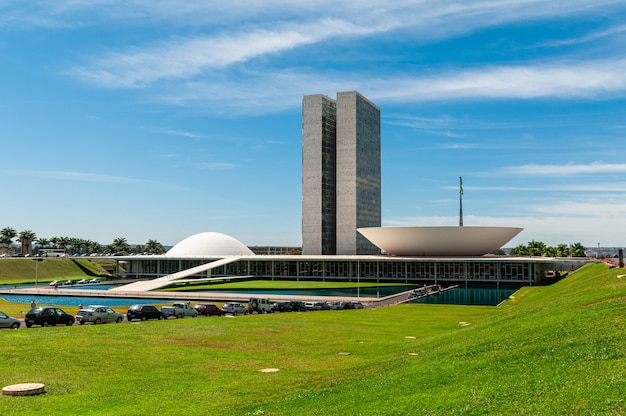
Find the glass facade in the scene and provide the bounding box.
[125,257,540,285]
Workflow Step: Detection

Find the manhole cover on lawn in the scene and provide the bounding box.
[2,383,46,396]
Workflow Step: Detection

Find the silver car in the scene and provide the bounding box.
[221,302,248,316]
[76,305,124,324]
[0,310,20,329]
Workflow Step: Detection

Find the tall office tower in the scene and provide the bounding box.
[302,91,381,255]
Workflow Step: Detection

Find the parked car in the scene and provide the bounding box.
[248,297,273,314]
[126,304,164,321]
[344,301,365,309]
[304,301,321,311]
[0,310,20,329]
[194,303,224,316]
[328,301,345,310]
[76,305,124,324]
[161,302,198,319]
[49,280,62,287]
[221,302,248,316]
[64,280,76,285]
[77,279,89,284]
[25,307,75,327]
[271,302,292,313]
[88,278,101,284]
[289,301,307,312]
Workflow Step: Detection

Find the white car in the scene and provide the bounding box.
[76,305,124,324]
[0,310,20,329]
[221,302,248,316]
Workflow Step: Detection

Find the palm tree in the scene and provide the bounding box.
[527,240,547,257]
[510,244,528,256]
[88,241,102,255]
[18,230,36,255]
[570,242,587,257]
[1,227,17,255]
[37,237,50,249]
[110,237,130,254]
[145,239,166,254]
[556,243,570,257]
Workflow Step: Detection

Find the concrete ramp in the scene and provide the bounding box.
[112,257,242,292]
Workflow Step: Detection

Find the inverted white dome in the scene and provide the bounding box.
[358,226,523,256]
[165,232,254,257]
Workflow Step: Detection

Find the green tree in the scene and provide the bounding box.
[110,237,131,254]
[18,229,36,255]
[527,240,547,257]
[36,237,50,249]
[544,246,558,257]
[144,239,165,254]
[1,227,17,255]
[510,244,528,256]
[570,242,587,257]
[88,240,102,254]
[556,243,570,257]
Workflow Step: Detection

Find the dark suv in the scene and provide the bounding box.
[126,304,164,321]
[193,303,224,316]
[25,307,75,327]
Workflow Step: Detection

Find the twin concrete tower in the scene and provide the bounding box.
[302,91,381,255]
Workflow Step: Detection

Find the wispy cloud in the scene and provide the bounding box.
[371,59,626,102]
[0,169,167,185]
[451,183,626,192]
[140,57,626,113]
[498,162,626,176]
[197,162,238,170]
[152,127,208,139]
[68,19,377,88]
[536,24,626,48]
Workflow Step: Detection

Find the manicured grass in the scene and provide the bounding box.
[0,263,624,415]
[0,258,111,285]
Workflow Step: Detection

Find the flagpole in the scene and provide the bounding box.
[459,176,463,227]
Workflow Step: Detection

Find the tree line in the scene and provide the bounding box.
[508,240,586,257]
[0,227,166,256]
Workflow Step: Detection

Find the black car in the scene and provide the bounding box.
[126,304,164,321]
[193,303,224,316]
[271,302,291,312]
[25,307,75,327]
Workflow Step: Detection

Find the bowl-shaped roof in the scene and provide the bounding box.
[165,232,254,257]
[358,226,523,256]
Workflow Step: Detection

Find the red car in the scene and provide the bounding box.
[194,304,224,316]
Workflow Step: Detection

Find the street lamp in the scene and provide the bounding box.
[33,257,43,288]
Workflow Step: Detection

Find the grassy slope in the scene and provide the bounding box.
[0,258,111,284]
[0,263,624,415]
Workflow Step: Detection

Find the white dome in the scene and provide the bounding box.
[165,232,254,257]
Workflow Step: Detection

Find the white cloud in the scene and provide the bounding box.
[197,162,238,170]
[1,169,166,186]
[68,19,378,88]
[536,24,626,48]
[498,162,626,176]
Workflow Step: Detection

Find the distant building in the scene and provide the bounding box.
[302,91,381,255]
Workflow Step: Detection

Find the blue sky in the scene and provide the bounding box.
[1,1,626,249]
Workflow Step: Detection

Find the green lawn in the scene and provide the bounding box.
[0,258,112,285]
[0,262,624,415]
